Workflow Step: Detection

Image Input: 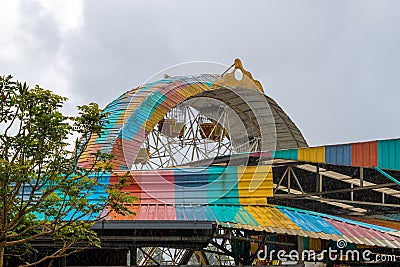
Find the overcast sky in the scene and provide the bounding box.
[1,0,399,146]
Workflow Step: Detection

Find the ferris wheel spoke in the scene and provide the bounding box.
[165,142,194,164]
[160,134,193,164]
[149,130,166,168]
[196,141,213,159]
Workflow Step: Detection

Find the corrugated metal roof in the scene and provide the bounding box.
[344,216,400,231]
[105,203,400,248]
[110,166,274,205]
[326,218,400,248]
[378,139,400,170]
[277,207,341,235]
[274,138,400,171]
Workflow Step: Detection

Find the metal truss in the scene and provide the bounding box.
[125,226,294,266]
[271,162,400,215]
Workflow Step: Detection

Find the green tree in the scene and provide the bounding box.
[0,75,135,267]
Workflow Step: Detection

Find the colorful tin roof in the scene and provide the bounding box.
[274,138,400,171]
[105,202,400,248]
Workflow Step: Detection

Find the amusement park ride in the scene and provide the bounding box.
[34,59,400,266]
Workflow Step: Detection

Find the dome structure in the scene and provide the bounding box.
[78,59,307,171]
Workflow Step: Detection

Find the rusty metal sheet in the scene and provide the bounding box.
[352,141,378,168]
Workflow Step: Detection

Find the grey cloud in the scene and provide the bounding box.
[3,0,400,146]
[0,1,61,79]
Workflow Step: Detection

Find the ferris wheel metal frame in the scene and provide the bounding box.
[131,97,260,170]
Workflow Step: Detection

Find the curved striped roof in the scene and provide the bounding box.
[78,74,307,170]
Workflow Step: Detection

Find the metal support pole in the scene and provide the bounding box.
[129,246,137,266]
[297,236,304,264]
[288,167,291,194]
[360,167,364,187]
[350,184,354,201]
[319,174,323,193]
[316,164,320,192]
[374,166,400,186]
[274,167,290,193]
[290,167,305,193]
